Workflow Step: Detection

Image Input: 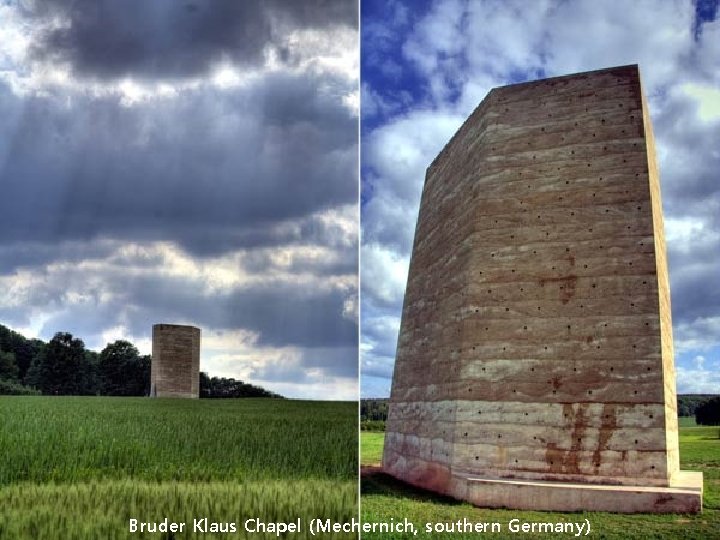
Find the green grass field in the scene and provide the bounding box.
[361,422,720,539]
[0,396,358,539]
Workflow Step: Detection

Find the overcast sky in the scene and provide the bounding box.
[361,0,720,397]
[0,0,358,400]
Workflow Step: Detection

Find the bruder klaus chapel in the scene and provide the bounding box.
[150,323,200,398]
[383,66,703,513]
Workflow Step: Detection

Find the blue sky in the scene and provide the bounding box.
[361,0,720,397]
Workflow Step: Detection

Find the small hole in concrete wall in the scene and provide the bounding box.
[630,115,634,120]
[503,346,506,350]
[538,306,541,310]
[577,438,582,443]
[510,234,515,239]
[603,146,607,150]
[567,325,571,329]
[491,253,495,257]
[571,151,575,155]
[550,460,554,465]
[553,390,557,394]
[601,118,605,123]
[515,459,519,463]
[597,345,600,349]
[505,108,509,112]
[531,367,535,371]
[482,367,486,371]
[619,103,623,107]
[573,367,577,371]
[520,287,524,292]
[541,127,545,131]
[635,439,638,444]
[587,163,591,167]
[631,303,635,307]
[464,432,468,437]
[605,209,609,212]
[575,122,578,126]
[629,262,633,266]
[524,325,528,330]
[478,410,482,414]
[505,308,509,312]
[584,264,588,269]
[488,289,492,293]
[475,456,479,460]
[571,212,575,216]
[622,129,626,134]
[534,436,537,440]
[592,283,596,288]
[498,434,502,438]
[637,206,641,210]
[559,196,563,201]
[651,465,655,470]
[610,367,614,371]
[649,415,653,419]
[485,327,489,331]
[475,309,479,313]
[566,247,570,252]
[634,390,638,395]
[512,269,516,273]
[588,390,593,395]
[513,389,517,393]
[643,281,647,284]
[533,250,537,254]
[623,159,627,163]
[592,133,596,137]
[469,388,472,392]
[544,346,548,350]
[589,228,593,232]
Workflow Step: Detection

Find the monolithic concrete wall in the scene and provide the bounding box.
[384,65,681,494]
[151,324,200,398]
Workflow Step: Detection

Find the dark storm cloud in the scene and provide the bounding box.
[35,270,356,352]
[25,0,357,79]
[0,241,118,275]
[0,70,357,257]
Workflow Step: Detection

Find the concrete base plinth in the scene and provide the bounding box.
[449,471,703,513]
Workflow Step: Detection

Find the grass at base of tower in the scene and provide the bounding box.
[361,431,385,466]
[361,423,719,539]
[0,396,358,539]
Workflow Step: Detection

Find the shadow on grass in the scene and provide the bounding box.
[361,471,463,506]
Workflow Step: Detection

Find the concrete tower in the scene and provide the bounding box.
[383,66,702,512]
[151,324,200,398]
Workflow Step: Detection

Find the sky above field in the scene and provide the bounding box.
[0,0,358,399]
[361,0,720,397]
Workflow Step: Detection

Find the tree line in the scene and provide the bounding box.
[0,324,280,398]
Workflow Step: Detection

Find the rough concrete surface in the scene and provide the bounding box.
[383,65,702,513]
[151,324,200,398]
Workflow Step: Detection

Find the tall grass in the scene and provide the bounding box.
[0,397,357,484]
[0,479,357,539]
